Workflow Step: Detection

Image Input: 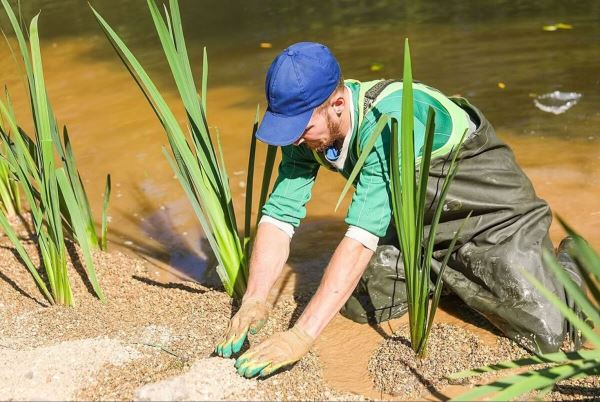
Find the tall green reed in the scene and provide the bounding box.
[337,39,468,357]
[450,218,600,401]
[0,0,106,305]
[391,39,469,357]
[91,0,276,299]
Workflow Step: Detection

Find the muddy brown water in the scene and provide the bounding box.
[1,0,599,398]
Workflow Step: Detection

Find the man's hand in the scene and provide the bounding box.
[215,298,270,358]
[234,325,314,378]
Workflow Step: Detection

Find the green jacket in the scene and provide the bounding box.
[262,79,469,237]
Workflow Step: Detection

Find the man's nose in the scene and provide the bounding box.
[293,137,305,146]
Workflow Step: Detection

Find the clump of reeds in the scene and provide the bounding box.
[0,0,108,305]
[390,39,469,358]
[91,0,276,299]
[338,39,468,358]
[450,218,600,401]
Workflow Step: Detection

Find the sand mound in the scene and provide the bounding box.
[135,357,256,401]
[368,323,527,399]
[0,337,140,401]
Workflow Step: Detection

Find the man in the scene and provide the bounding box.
[215,42,579,378]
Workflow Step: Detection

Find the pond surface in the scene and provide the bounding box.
[1,0,599,397]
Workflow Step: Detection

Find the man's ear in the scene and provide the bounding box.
[332,96,345,115]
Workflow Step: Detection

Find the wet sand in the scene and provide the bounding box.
[0,236,363,401]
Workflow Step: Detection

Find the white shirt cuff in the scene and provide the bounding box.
[259,215,295,238]
[345,225,379,251]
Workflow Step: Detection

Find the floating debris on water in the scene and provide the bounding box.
[542,22,573,31]
[533,91,582,115]
[497,82,506,89]
[370,63,384,72]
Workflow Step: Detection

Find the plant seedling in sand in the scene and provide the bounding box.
[0,0,107,305]
[91,0,276,299]
[449,218,600,401]
[338,39,469,358]
[391,39,469,358]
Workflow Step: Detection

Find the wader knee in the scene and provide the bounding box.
[341,245,410,324]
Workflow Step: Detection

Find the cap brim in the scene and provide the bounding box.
[255,108,313,146]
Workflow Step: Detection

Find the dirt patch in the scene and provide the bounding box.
[0,233,362,401]
[369,323,600,400]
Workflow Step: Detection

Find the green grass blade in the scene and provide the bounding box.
[56,168,105,302]
[557,215,600,278]
[30,15,60,231]
[542,249,600,326]
[243,105,259,255]
[1,0,34,91]
[489,360,598,401]
[335,115,390,211]
[450,348,600,382]
[0,210,53,303]
[162,3,173,41]
[168,0,198,113]
[390,118,402,244]
[202,46,208,115]
[422,130,467,267]
[255,144,277,227]
[62,126,98,246]
[418,212,472,355]
[101,174,111,251]
[524,269,600,347]
[214,126,240,246]
[415,107,435,243]
[216,264,233,295]
[0,93,39,184]
[452,359,599,401]
[399,38,416,272]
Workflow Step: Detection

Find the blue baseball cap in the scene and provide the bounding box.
[255,42,341,146]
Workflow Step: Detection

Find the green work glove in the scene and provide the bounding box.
[234,325,314,378]
[215,297,270,358]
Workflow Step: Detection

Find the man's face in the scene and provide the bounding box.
[293,99,344,152]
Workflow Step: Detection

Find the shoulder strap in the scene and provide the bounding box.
[363,79,399,115]
[354,79,401,156]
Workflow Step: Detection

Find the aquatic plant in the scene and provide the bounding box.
[91,0,276,299]
[449,218,600,401]
[338,39,468,357]
[390,39,469,357]
[0,0,106,305]
[0,3,111,252]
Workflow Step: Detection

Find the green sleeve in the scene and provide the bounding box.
[345,122,393,237]
[261,144,320,227]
